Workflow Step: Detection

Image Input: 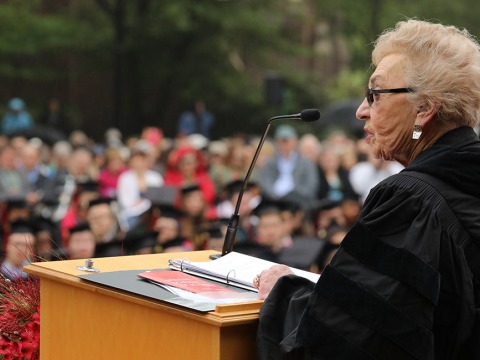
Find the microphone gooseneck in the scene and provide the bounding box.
[210,109,321,260]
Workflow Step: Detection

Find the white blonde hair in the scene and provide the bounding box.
[373,19,480,127]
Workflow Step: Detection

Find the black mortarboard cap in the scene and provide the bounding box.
[9,219,35,234]
[158,204,183,219]
[0,195,29,210]
[225,179,243,196]
[87,197,112,209]
[252,198,283,217]
[76,179,99,193]
[224,180,256,198]
[162,236,186,250]
[258,198,301,214]
[180,183,201,195]
[205,225,223,239]
[32,216,56,233]
[215,217,231,226]
[69,222,91,235]
[94,240,123,258]
[124,230,158,253]
[312,198,342,212]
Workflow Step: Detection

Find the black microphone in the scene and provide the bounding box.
[209,109,321,260]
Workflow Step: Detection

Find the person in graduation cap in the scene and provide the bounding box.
[256,19,480,360]
[2,196,31,223]
[214,179,260,245]
[59,179,100,246]
[86,197,125,257]
[33,216,62,261]
[67,222,96,260]
[178,183,215,248]
[235,200,289,263]
[0,196,32,253]
[123,229,158,255]
[201,223,225,252]
[152,205,193,253]
[0,220,36,281]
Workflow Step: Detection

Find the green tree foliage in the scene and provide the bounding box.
[90,0,318,136]
[313,0,480,104]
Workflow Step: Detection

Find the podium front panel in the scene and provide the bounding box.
[27,251,261,360]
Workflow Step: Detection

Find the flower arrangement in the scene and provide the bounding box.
[0,275,40,360]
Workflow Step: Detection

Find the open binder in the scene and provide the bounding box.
[168,251,321,292]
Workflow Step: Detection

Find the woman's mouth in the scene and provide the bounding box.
[364,128,373,142]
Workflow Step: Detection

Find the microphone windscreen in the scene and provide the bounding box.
[300,109,320,122]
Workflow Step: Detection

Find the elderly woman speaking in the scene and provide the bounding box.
[256,19,480,360]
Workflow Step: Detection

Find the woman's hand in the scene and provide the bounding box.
[254,264,294,300]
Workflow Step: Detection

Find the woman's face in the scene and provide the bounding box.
[356,53,418,165]
[178,154,197,175]
[182,191,205,216]
[129,153,149,171]
[108,155,125,172]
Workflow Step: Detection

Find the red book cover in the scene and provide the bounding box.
[138,270,237,295]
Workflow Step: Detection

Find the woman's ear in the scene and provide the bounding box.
[416,102,440,127]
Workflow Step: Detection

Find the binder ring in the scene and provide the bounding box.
[226,269,236,284]
[180,257,190,272]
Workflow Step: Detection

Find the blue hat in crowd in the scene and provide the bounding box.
[274,125,297,140]
[8,98,25,111]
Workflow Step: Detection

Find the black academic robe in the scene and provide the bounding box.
[257,127,480,360]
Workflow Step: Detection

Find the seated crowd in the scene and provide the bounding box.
[0,124,403,280]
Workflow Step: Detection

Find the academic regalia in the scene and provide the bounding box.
[66,222,95,260]
[93,239,124,258]
[124,230,158,255]
[257,127,480,359]
[1,220,35,280]
[88,197,125,258]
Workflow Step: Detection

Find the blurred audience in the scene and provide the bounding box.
[0,113,408,275]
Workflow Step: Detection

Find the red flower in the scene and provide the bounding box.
[19,340,35,358]
[0,276,40,360]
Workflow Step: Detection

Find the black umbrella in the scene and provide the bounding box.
[318,98,365,138]
[8,125,67,145]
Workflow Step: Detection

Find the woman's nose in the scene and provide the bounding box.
[356,98,370,121]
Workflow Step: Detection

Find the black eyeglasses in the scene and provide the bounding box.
[364,87,413,106]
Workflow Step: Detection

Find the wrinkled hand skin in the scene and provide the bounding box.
[257,264,294,300]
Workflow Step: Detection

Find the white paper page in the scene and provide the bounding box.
[187,252,320,286]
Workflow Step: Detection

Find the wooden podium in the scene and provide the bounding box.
[24,251,263,360]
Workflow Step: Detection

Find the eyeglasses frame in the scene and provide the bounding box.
[365,87,414,106]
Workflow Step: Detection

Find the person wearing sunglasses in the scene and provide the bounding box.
[256,19,480,360]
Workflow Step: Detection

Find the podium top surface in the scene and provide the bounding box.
[25,251,263,325]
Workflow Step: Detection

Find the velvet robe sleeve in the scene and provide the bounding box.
[257,173,478,360]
